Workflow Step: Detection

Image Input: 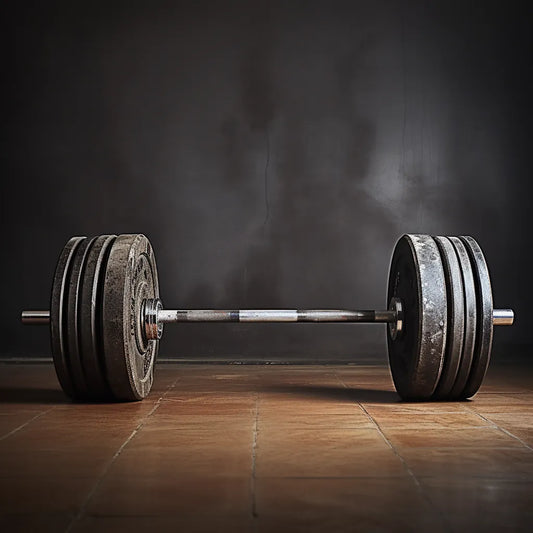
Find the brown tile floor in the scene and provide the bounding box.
[0,362,532,532]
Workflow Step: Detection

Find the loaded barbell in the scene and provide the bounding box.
[21,233,514,402]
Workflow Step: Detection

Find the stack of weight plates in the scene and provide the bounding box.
[50,234,160,401]
[387,234,493,401]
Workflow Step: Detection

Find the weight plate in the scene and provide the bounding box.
[78,235,116,400]
[459,236,494,398]
[50,236,86,400]
[387,234,447,400]
[448,236,477,399]
[432,236,465,400]
[66,237,97,399]
[102,234,160,401]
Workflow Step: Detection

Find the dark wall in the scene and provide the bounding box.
[2,0,532,361]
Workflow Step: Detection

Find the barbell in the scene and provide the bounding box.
[21,233,514,402]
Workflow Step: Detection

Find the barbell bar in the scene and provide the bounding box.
[21,308,515,326]
[21,233,514,402]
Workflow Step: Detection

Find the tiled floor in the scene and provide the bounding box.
[0,362,532,532]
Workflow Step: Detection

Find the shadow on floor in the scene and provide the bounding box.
[259,384,400,404]
[0,387,68,404]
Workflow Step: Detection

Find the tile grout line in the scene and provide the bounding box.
[64,377,180,533]
[333,369,454,533]
[462,407,533,452]
[0,406,57,441]
[251,394,259,524]
[333,371,417,474]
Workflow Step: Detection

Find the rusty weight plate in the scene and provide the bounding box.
[387,234,447,400]
[50,236,86,400]
[78,235,117,400]
[432,236,465,400]
[66,236,98,399]
[102,234,160,401]
[447,236,477,399]
[459,236,494,399]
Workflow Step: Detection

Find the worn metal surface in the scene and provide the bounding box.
[102,234,159,400]
[50,236,85,400]
[387,297,403,340]
[493,309,514,325]
[432,236,465,400]
[66,237,96,398]
[460,236,494,399]
[156,308,396,323]
[21,310,50,324]
[78,235,116,400]
[447,237,477,399]
[387,234,447,400]
[143,297,164,341]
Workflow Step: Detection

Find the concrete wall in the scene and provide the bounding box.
[2,0,531,361]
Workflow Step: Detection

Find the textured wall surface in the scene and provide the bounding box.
[2,0,532,361]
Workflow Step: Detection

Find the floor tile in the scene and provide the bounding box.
[421,476,533,532]
[363,403,469,416]
[0,476,93,513]
[86,475,251,516]
[255,428,404,478]
[255,477,446,533]
[257,412,374,430]
[108,431,253,477]
[142,413,255,430]
[72,514,254,533]
[383,427,526,449]
[370,411,492,430]
[1,362,532,532]
[0,411,47,438]
[0,512,72,533]
[0,448,118,478]
[401,447,533,479]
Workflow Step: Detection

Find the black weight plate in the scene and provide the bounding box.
[102,234,160,401]
[459,236,494,399]
[448,236,477,399]
[66,237,97,399]
[432,236,465,400]
[50,236,86,400]
[387,234,447,400]
[78,235,116,401]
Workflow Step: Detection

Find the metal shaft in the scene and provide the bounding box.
[21,310,51,325]
[157,309,396,323]
[492,309,515,326]
[20,307,515,325]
